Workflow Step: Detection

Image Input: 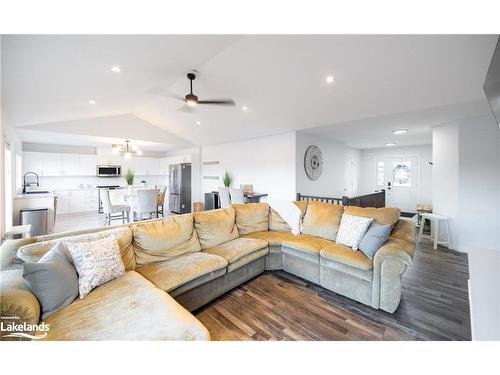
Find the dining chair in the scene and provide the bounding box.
[157,186,167,217]
[218,187,231,208]
[102,189,130,225]
[133,189,160,221]
[229,188,245,204]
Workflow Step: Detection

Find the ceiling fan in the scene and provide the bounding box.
[168,72,235,111]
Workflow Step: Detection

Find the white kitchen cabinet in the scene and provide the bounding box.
[43,153,63,176]
[55,191,70,214]
[23,152,44,176]
[134,157,162,175]
[55,189,99,214]
[121,157,135,175]
[61,154,79,176]
[79,154,97,176]
[159,158,169,176]
[82,189,98,211]
[98,154,121,166]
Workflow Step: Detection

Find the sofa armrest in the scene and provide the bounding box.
[0,238,36,271]
[372,219,416,313]
[1,269,41,338]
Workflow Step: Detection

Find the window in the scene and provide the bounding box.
[392,160,411,187]
[377,161,384,186]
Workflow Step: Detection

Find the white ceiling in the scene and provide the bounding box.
[2,35,498,151]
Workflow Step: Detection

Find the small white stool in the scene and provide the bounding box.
[418,213,451,250]
[5,224,32,240]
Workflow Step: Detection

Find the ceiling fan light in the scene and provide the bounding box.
[124,152,132,159]
[186,99,197,107]
[131,144,139,151]
[136,150,143,156]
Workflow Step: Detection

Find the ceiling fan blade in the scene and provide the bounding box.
[177,105,196,113]
[198,99,235,106]
[148,87,184,101]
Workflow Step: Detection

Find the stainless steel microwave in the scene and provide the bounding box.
[96,165,121,177]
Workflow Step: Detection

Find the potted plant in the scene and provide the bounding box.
[125,169,135,194]
[222,171,231,187]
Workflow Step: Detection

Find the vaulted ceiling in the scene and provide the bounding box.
[2,34,497,150]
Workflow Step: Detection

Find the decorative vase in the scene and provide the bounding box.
[127,185,133,195]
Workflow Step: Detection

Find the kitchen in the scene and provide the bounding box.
[15,142,193,235]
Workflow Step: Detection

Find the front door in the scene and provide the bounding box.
[376,156,419,213]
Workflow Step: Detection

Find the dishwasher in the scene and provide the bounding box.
[20,208,48,236]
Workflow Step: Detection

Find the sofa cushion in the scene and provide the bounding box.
[17,227,135,271]
[301,201,344,241]
[132,214,201,266]
[232,203,269,234]
[358,222,392,259]
[344,206,400,226]
[40,271,210,340]
[227,248,269,273]
[22,243,79,319]
[240,230,296,246]
[269,200,308,232]
[320,243,373,270]
[335,213,373,250]
[66,235,126,298]
[194,207,239,249]
[282,234,334,254]
[203,237,268,264]
[136,252,227,292]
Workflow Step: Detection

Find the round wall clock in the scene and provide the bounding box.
[304,145,323,180]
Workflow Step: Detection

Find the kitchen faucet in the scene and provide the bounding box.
[23,172,40,194]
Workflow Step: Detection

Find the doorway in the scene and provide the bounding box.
[376,156,419,213]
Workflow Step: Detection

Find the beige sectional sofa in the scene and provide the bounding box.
[0,200,415,341]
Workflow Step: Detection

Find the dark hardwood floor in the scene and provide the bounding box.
[195,241,471,341]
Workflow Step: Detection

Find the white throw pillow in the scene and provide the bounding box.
[335,213,374,250]
[66,235,125,298]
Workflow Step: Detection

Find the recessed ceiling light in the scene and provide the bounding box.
[195,121,201,125]
[325,75,334,84]
[392,129,408,134]
[89,100,96,105]
[385,142,396,146]
[242,106,248,111]
[111,66,121,73]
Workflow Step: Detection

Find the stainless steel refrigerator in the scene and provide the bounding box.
[168,163,191,214]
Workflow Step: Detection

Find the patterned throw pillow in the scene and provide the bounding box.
[335,213,374,250]
[66,235,125,298]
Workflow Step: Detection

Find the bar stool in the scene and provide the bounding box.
[418,213,451,250]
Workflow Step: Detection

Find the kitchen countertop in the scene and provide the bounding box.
[52,187,100,191]
[15,193,55,199]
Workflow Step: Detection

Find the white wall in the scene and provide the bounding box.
[345,147,362,196]
[295,132,347,198]
[433,124,460,248]
[1,35,24,236]
[433,114,500,252]
[200,133,296,201]
[360,145,433,204]
[457,115,500,251]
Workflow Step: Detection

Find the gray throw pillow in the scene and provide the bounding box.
[23,242,79,319]
[358,222,392,259]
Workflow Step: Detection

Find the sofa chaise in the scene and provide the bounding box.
[0,200,415,340]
